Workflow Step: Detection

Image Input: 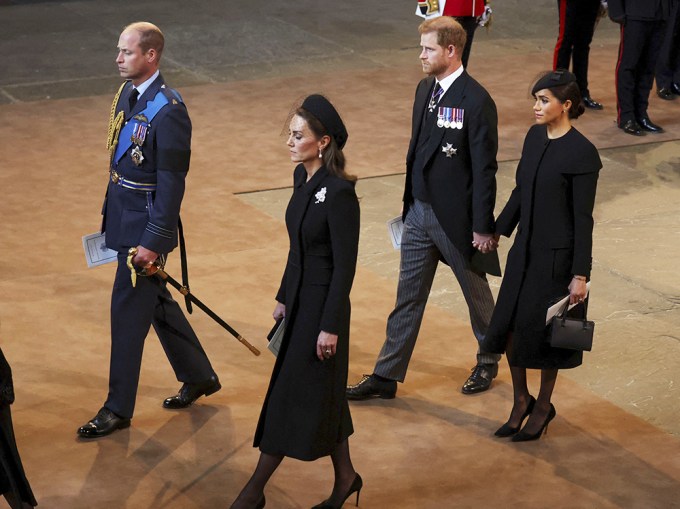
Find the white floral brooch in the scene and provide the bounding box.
[315,187,327,204]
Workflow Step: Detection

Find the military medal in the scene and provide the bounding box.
[437,107,445,128]
[130,114,149,146]
[453,108,464,129]
[131,146,145,166]
[438,106,454,129]
[441,143,457,158]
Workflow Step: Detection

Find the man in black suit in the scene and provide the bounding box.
[347,16,501,400]
[77,22,220,438]
[609,0,672,135]
[656,0,680,99]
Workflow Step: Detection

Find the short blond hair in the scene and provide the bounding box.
[418,16,466,56]
[123,21,165,60]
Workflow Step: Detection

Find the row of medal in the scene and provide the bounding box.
[437,106,464,130]
[130,114,149,166]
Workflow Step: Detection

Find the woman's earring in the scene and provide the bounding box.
[318,149,323,158]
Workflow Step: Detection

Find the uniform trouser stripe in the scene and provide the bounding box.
[374,200,500,382]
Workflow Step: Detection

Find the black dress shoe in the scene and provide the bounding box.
[163,374,221,409]
[671,83,680,96]
[461,363,498,394]
[657,87,676,100]
[77,407,131,438]
[619,119,644,136]
[582,95,603,110]
[638,117,664,133]
[346,374,397,400]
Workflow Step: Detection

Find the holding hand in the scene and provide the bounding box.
[568,276,588,305]
[273,302,286,321]
[316,331,338,361]
[132,245,159,269]
[472,232,499,253]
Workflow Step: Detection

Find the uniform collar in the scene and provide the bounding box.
[133,69,160,99]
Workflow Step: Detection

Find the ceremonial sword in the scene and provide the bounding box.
[127,247,260,356]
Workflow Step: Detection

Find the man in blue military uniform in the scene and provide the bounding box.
[78,22,220,438]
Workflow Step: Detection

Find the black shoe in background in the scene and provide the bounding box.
[582,95,603,110]
[346,374,397,400]
[619,119,644,136]
[461,363,498,394]
[657,87,675,100]
[638,116,664,133]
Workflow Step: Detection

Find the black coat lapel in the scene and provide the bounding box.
[408,77,436,160]
[424,71,470,158]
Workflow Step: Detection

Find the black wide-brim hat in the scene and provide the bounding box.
[301,94,348,149]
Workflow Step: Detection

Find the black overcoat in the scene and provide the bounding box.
[403,72,500,275]
[254,165,360,461]
[0,347,37,509]
[484,126,601,369]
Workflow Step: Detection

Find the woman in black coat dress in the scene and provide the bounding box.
[231,95,361,509]
[483,71,601,442]
[0,347,37,509]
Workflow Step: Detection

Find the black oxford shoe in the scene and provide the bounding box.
[77,407,131,438]
[582,95,603,110]
[619,119,644,136]
[461,363,498,394]
[657,87,675,100]
[671,83,680,96]
[638,117,664,133]
[163,374,221,409]
[346,374,397,400]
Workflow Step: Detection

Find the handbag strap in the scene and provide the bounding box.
[559,296,590,325]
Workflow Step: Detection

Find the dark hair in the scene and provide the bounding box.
[531,70,585,119]
[296,107,356,182]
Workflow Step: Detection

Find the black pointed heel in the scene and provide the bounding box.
[255,495,265,509]
[494,396,536,437]
[311,473,363,508]
[512,403,556,442]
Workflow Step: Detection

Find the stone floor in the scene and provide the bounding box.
[1,0,680,508]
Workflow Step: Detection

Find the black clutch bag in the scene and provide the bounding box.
[549,298,594,351]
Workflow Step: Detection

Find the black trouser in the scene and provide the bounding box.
[553,0,601,97]
[615,19,666,125]
[105,253,216,418]
[656,0,680,88]
[453,16,478,69]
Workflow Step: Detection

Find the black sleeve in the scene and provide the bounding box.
[570,170,599,277]
[320,184,360,334]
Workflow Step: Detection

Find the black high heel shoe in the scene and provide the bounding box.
[512,403,556,442]
[311,473,363,509]
[494,396,536,437]
[255,495,265,509]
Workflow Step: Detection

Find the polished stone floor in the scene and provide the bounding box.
[1,0,680,507]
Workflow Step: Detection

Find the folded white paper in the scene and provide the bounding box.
[545,282,591,325]
[82,232,117,268]
[387,216,403,250]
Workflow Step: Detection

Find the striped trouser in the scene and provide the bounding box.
[374,199,500,382]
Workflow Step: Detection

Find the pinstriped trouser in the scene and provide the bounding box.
[374,199,501,382]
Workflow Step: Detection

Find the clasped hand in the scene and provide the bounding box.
[472,232,499,253]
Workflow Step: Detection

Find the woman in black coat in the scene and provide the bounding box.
[483,70,601,442]
[0,347,37,509]
[231,95,361,509]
